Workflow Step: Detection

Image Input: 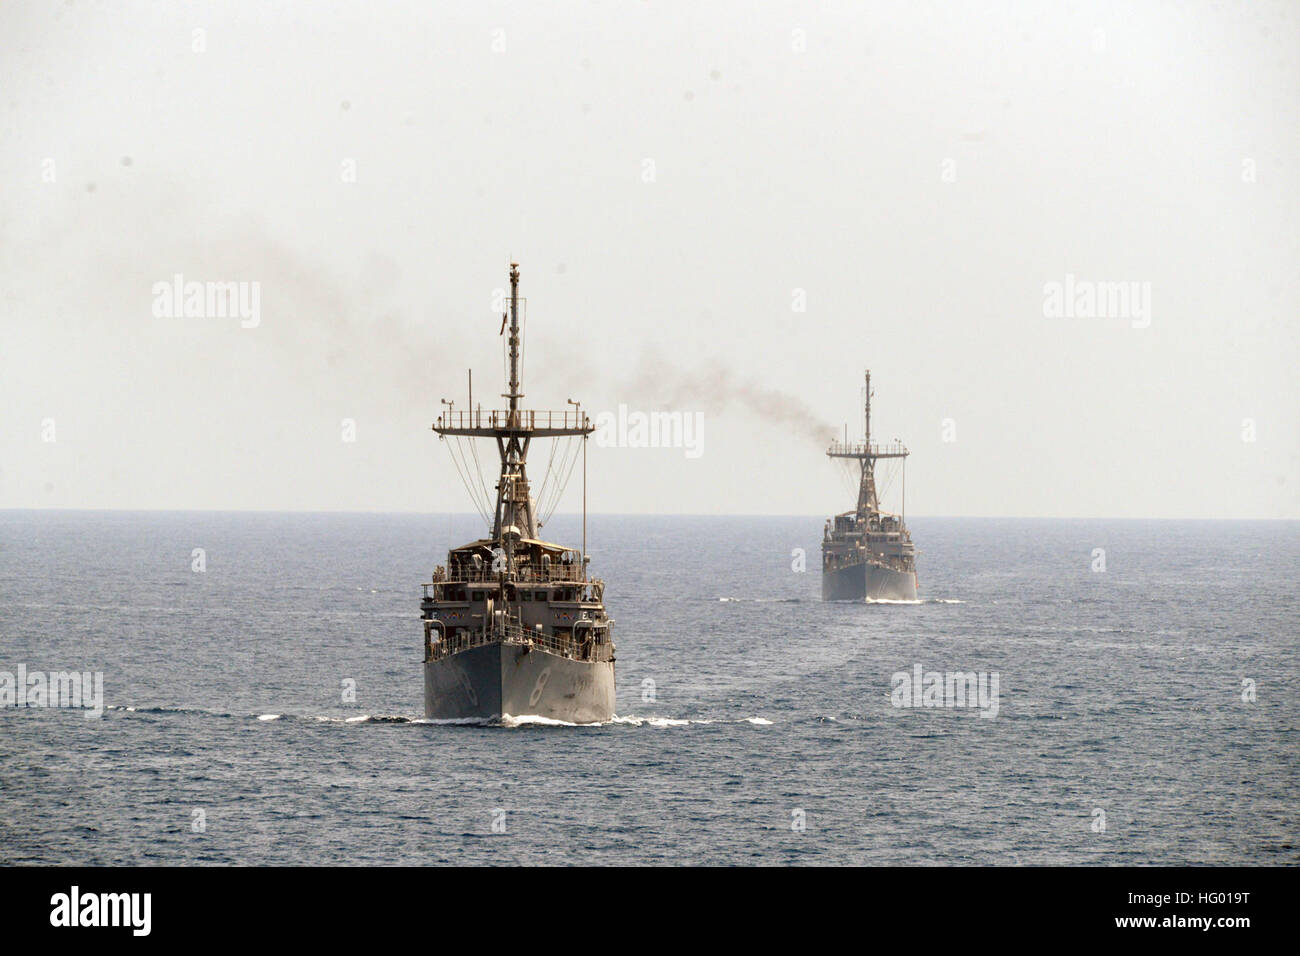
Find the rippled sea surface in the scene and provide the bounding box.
[1,511,1296,865]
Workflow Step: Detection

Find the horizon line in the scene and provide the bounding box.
[1,507,1296,522]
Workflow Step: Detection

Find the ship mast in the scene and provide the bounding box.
[507,263,521,412]
[864,370,871,449]
[491,262,533,553]
[861,371,876,514]
[433,263,595,567]
[826,368,908,520]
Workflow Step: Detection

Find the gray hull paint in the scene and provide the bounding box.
[864,562,918,601]
[823,561,918,601]
[424,642,615,723]
[822,561,866,601]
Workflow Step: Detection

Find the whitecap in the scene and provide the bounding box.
[646,717,691,727]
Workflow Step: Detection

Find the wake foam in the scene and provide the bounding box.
[103,704,778,730]
[863,597,965,605]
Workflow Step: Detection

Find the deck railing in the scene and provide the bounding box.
[425,616,613,664]
[440,563,588,585]
[434,409,591,432]
[826,440,909,458]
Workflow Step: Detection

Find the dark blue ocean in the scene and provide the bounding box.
[1,511,1296,865]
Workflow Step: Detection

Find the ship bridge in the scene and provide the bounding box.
[440,537,588,584]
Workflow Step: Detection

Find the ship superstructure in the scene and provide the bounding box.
[822,371,919,601]
[421,263,615,721]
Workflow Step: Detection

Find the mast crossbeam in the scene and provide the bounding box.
[434,408,593,438]
[826,440,909,460]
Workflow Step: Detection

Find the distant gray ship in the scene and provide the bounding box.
[421,263,615,722]
[822,371,919,601]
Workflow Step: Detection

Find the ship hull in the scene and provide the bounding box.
[864,561,918,601]
[423,641,615,723]
[822,560,866,601]
[822,560,918,601]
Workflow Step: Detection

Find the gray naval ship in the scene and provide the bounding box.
[420,263,615,722]
[822,371,919,601]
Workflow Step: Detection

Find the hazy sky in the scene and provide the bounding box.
[2,1,1296,518]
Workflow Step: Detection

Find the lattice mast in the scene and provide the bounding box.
[825,370,909,520]
[432,263,594,570]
